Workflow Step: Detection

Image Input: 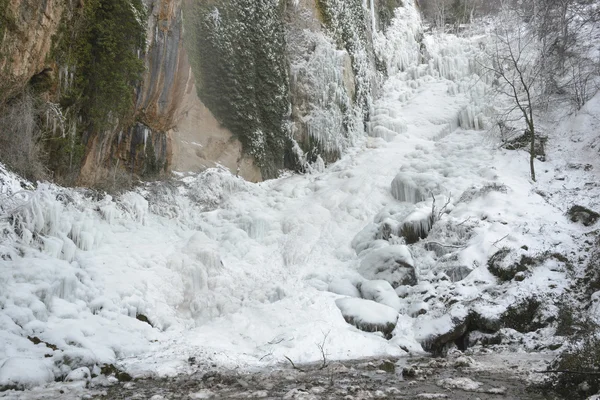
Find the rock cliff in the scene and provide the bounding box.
[0,0,407,184]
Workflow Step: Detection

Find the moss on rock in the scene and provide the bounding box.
[183,0,290,178]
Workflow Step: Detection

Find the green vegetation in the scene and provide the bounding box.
[549,334,600,399]
[38,0,147,182]
[378,0,403,31]
[183,0,289,178]
[0,0,15,44]
[142,140,164,179]
[500,296,544,333]
[54,0,146,133]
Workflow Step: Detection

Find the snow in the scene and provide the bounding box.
[1,0,599,396]
[335,298,399,330]
[0,358,54,390]
[328,278,361,298]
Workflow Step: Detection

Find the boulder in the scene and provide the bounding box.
[335,298,398,339]
[487,248,533,282]
[0,358,54,390]
[359,245,417,288]
[415,306,470,355]
[359,280,402,311]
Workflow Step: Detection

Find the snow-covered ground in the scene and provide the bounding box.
[1,1,599,397]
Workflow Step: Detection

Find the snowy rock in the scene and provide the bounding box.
[359,245,417,288]
[487,247,530,282]
[65,367,91,382]
[568,205,600,226]
[399,209,433,244]
[359,280,402,312]
[0,357,54,390]
[335,298,398,338]
[436,377,482,391]
[442,265,473,282]
[351,223,381,255]
[189,389,216,399]
[416,305,470,355]
[408,300,429,317]
[329,278,361,298]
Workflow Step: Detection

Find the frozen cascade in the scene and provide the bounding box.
[0,1,568,388]
[289,33,359,156]
[370,0,376,34]
[391,173,427,203]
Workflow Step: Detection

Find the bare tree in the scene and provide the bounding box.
[483,5,543,182]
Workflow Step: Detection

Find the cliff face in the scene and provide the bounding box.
[80,0,262,184]
[0,0,404,184]
[0,0,64,100]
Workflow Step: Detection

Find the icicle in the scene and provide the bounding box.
[370,0,376,34]
[143,128,149,152]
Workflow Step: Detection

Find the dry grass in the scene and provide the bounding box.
[0,90,47,181]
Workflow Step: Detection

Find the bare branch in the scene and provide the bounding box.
[284,355,306,372]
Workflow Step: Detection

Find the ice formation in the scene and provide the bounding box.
[0,0,593,393]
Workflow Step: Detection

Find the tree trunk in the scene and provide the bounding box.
[529,123,536,182]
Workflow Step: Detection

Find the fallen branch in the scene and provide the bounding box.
[284,356,306,372]
[457,216,473,226]
[492,234,509,247]
[426,240,467,249]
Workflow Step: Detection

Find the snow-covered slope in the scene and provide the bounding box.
[1,1,599,396]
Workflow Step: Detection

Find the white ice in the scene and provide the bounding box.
[0,0,597,394]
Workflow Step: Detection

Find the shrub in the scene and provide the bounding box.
[0,90,47,181]
[54,0,147,133]
[550,333,600,399]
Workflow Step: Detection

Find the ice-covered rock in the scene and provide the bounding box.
[359,280,402,312]
[351,223,381,255]
[391,173,443,204]
[335,298,398,338]
[415,304,470,355]
[328,278,361,298]
[391,173,426,203]
[359,245,417,288]
[399,209,433,244]
[0,357,54,390]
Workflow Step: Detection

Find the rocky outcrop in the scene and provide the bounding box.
[0,0,64,100]
[80,0,261,184]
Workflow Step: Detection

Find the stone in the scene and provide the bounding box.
[359,245,417,288]
[335,298,398,338]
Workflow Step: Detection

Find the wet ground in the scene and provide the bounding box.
[91,355,560,400]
